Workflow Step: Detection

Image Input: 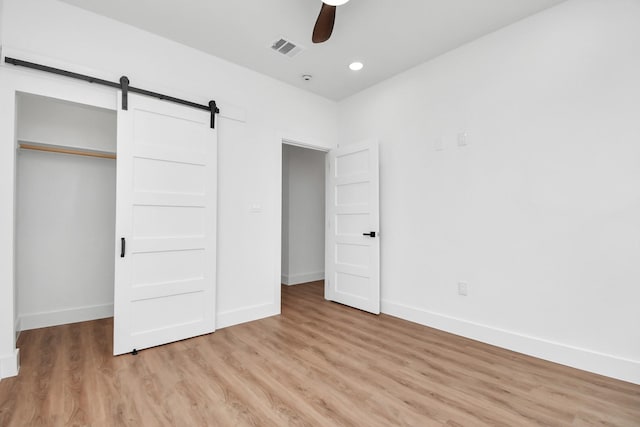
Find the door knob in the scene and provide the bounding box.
[363,231,376,238]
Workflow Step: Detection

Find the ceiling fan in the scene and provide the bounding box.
[312,0,350,44]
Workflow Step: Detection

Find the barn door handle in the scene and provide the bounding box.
[363,232,376,238]
[120,237,126,258]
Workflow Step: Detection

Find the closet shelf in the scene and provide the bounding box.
[18,139,116,160]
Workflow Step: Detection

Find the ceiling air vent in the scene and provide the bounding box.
[270,37,304,58]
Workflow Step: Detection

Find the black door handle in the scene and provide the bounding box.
[120,237,125,258]
[363,232,376,238]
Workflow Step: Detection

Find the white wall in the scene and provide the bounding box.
[16,152,116,329]
[281,144,325,285]
[0,0,4,47]
[0,0,337,378]
[338,0,640,384]
[16,94,116,331]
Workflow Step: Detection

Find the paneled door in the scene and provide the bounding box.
[114,93,217,355]
[325,141,380,314]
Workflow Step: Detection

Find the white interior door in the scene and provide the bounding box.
[114,93,217,355]
[325,141,380,314]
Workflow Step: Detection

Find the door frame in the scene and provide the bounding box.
[276,134,331,311]
[0,63,117,379]
[275,137,381,314]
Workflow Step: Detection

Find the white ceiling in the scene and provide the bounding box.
[59,0,566,101]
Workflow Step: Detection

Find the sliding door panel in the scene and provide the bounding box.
[114,93,217,355]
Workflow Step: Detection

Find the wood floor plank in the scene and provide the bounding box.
[234,319,445,427]
[282,303,575,425]
[1,281,639,426]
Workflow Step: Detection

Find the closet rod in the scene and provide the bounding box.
[4,56,220,129]
[19,143,117,160]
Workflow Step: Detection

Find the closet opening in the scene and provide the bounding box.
[281,143,327,297]
[15,92,117,335]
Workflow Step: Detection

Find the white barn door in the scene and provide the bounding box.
[114,93,217,355]
[326,142,380,314]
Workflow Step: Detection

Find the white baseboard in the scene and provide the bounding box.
[19,303,114,331]
[217,301,279,329]
[381,299,640,385]
[281,271,324,286]
[0,348,20,379]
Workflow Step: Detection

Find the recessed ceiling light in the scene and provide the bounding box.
[302,74,313,81]
[349,62,364,71]
[324,0,350,5]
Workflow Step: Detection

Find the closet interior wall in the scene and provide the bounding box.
[16,93,117,331]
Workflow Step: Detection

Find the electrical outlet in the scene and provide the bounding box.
[458,281,468,296]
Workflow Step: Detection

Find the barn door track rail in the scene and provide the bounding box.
[4,56,220,129]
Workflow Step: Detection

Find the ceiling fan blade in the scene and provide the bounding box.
[312,3,336,44]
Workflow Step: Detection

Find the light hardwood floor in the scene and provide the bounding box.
[1,281,639,426]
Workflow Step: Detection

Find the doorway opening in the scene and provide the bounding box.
[281,143,327,298]
[15,92,117,336]
[278,139,381,315]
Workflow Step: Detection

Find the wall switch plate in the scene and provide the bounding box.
[249,203,262,213]
[434,136,444,151]
[458,281,468,296]
[457,132,469,147]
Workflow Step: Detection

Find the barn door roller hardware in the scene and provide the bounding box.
[4,57,220,129]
